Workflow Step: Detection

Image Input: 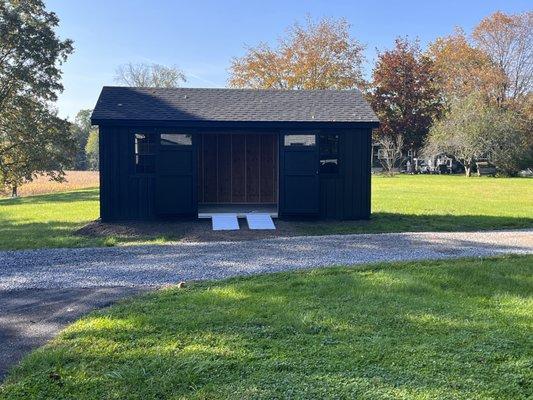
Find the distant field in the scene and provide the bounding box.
[0,175,532,250]
[2,171,99,198]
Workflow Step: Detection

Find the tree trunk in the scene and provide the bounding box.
[465,166,471,177]
[11,185,18,197]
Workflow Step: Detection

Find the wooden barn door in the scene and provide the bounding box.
[155,133,197,216]
[280,133,319,216]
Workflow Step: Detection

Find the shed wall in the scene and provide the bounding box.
[99,125,372,221]
[99,126,156,221]
[317,129,371,219]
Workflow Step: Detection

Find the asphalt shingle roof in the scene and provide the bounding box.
[91,87,379,123]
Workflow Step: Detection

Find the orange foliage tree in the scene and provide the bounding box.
[428,29,506,105]
[473,11,532,105]
[429,11,532,112]
[228,17,365,90]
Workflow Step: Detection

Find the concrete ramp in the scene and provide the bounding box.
[211,214,239,231]
[246,213,276,230]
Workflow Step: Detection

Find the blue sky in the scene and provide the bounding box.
[45,0,531,120]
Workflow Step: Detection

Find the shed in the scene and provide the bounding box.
[91,87,379,221]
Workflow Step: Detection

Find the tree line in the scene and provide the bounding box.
[1,1,531,197]
[227,14,532,177]
[71,11,533,178]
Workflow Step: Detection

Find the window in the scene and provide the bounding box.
[134,133,155,173]
[319,134,339,174]
[284,134,316,147]
[161,133,192,146]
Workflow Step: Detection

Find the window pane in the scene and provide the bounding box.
[134,133,155,173]
[319,158,339,174]
[137,143,154,154]
[319,134,339,156]
[143,163,155,173]
[135,134,155,153]
[318,134,339,174]
[135,133,155,143]
[284,134,316,147]
[134,134,144,155]
[161,133,192,146]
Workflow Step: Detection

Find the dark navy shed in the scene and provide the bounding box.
[91,87,378,221]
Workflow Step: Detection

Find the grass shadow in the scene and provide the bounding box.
[0,189,99,206]
[0,219,105,250]
[296,212,533,236]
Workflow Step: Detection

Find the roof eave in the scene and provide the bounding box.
[91,118,379,129]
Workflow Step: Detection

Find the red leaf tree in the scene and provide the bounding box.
[368,38,443,154]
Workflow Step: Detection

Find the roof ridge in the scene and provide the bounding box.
[102,86,362,93]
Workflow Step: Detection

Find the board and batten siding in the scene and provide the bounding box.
[99,125,156,221]
[99,126,372,221]
[318,129,371,220]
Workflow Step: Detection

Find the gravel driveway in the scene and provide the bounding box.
[2,230,532,290]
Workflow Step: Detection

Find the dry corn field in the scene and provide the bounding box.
[3,170,100,197]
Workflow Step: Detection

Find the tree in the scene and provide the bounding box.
[428,29,506,104]
[85,129,99,171]
[376,134,404,175]
[484,110,532,176]
[0,0,72,108]
[425,96,489,177]
[0,97,75,195]
[229,17,365,89]
[424,95,531,177]
[0,0,74,195]
[368,38,443,153]
[115,63,186,87]
[71,109,93,169]
[473,11,533,106]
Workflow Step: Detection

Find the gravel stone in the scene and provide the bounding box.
[1,230,532,290]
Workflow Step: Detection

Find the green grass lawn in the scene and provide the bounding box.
[2,256,532,399]
[0,189,103,250]
[300,175,533,236]
[0,175,532,250]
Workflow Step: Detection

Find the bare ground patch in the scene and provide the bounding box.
[75,218,306,243]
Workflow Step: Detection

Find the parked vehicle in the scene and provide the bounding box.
[413,159,431,174]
